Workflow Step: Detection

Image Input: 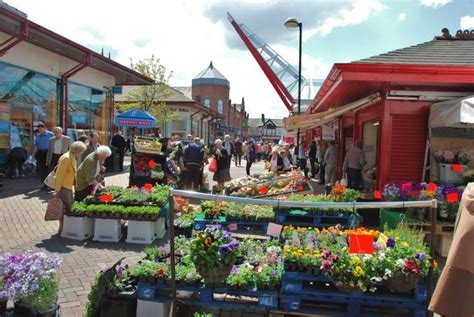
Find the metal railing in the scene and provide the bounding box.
[167,189,438,317]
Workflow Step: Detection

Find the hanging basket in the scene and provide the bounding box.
[333,281,359,293]
[384,276,417,293]
[196,264,233,287]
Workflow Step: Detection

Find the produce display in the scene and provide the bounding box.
[70,185,170,220]
[282,225,437,293]
[135,138,163,153]
[227,171,310,197]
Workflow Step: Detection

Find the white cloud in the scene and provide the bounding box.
[420,0,452,8]
[460,15,474,29]
[398,13,406,21]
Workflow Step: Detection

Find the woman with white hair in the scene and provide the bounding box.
[268,146,284,172]
[75,145,112,202]
[212,139,231,190]
[54,141,87,233]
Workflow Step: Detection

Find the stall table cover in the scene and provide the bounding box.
[429,96,474,128]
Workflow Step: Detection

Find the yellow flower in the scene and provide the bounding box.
[284,245,291,253]
[401,241,410,248]
[352,257,361,265]
[353,266,364,277]
[204,236,213,248]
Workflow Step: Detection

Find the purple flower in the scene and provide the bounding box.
[415,252,426,260]
[230,265,237,274]
[219,244,232,254]
[222,231,231,239]
[322,249,331,259]
[271,271,277,277]
[386,238,395,248]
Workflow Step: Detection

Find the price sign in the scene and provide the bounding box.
[148,160,157,169]
[452,164,463,173]
[143,183,153,191]
[349,234,374,254]
[266,222,283,237]
[447,192,459,203]
[427,183,437,192]
[373,191,382,199]
[100,194,113,203]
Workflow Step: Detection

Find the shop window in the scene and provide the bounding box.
[171,119,187,138]
[217,99,224,114]
[0,62,58,162]
[204,98,211,108]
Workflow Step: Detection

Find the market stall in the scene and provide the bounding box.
[428,96,474,183]
[129,136,169,187]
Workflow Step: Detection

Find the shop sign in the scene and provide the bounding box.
[71,114,87,124]
[116,118,154,126]
[322,124,336,141]
[112,86,123,94]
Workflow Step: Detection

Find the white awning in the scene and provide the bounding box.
[283,93,381,130]
[429,96,474,128]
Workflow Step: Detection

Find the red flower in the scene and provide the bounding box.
[404,259,421,276]
[143,183,153,191]
[258,187,269,195]
[296,185,303,191]
[148,160,157,169]
[157,268,165,276]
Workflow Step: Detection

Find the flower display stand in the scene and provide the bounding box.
[93,219,123,242]
[136,298,170,317]
[439,163,467,184]
[61,215,94,241]
[280,272,426,317]
[275,211,359,228]
[154,217,166,239]
[126,220,156,244]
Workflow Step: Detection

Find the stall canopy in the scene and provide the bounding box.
[115,109,156,128]
[429,96,474,128]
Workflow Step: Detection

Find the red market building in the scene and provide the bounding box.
[303,31,474,189]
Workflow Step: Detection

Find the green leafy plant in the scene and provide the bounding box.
[144,245,170,261]
[254,265,282,290]
[226,265,254,289]
[22,276,59,313]
[200,201,230,219]
[129,261,170,279]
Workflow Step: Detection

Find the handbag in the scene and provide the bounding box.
[208,158,217,173]
[45,197,64,221]
[43,169,56,189]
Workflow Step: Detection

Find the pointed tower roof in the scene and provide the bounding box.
[192,61,230,87]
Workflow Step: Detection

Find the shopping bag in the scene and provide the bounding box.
[340,177,348,186]
[208,158,217,173]
[43,169,56,189]
[45,197,64,221]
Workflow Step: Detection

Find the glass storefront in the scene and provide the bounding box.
[0,61,109,163]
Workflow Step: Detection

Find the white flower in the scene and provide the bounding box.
[396,259,405,268]
[384,269,393,278]
[369,287,377,293]
[370,276,383,283]
[363,255,371,262]
[378,252,385,260]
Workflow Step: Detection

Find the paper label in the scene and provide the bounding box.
[266,222,283,237]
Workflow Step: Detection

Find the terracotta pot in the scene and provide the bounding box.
[384,276,417,293]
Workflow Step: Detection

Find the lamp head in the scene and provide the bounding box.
[284,17,300,30]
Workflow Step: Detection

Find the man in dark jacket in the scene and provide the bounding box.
[233,138,243,167]
[111,131,127,171]
[308,140,317,178]
[222,135,234,169]
[183,137,204,190]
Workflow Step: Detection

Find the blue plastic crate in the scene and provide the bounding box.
[275,212,359,228]
[193,219,269,233]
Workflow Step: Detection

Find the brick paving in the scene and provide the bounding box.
[0,159,268,317]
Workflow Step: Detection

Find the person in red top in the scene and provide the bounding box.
[255,142,261,161]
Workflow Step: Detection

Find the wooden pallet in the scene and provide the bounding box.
[404,222,454,235]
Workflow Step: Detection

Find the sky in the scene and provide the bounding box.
[7,0,474,119]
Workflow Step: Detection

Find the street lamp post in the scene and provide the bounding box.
[284,17,302,148]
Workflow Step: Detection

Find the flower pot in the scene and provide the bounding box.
[333,281,359,293]
[384,276,416,293]
[439,164,467,184]
[197,264,233,287]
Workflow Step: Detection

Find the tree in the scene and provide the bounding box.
[117,55,177,129]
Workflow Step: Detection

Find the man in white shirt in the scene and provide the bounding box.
[46,126,72,172]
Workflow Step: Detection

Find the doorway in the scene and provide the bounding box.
[362,121,380,169]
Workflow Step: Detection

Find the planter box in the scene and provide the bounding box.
[136,299,170,317]
[61,215,94,240]
[154,217,166,239]
[439,163,467,184]
[93,219,123,242]
[126,220,156,244]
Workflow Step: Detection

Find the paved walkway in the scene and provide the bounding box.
[0,159,267,317]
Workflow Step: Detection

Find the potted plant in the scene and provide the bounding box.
[434,149,471,183]
[0,278,7,317]
[190,225,240,287]
[254,265,281,291]
[226,265,254,290]
[129,260,170,284]
[144,245,170,262]
[0,252,62,317]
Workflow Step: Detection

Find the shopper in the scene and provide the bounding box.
[280,149,292,170]
[111,130,127,172]
[183,137,205,191]
[81,131,100,162]
[46,127,72,172]
[255,142,262,161]
[7,147,27,178]
[34,122,54,184]
[268,146,284,172]
[245,141,256,176]
[308,140,317,178]
[76,129,86,141]
[318,141,327,184]
[54,141,87,233]
[324,141,337,185]
[75,145,112,202]
[222,135,234,169]
[295,140,308,177]
[343,139,366,190]
[212,139,231,190]
[233,138,243,167]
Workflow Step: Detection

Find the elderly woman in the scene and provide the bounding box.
[75,145,112,202]
[54,141,87,233]
[212,139,231,190]
[268,146,284,172]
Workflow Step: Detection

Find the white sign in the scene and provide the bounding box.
[322,124,336,141]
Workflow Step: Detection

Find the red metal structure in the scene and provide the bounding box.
[305,34,474,188]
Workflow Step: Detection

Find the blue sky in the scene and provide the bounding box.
[7,0,474,118]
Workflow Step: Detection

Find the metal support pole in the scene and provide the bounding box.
[168,194,177,317]
[296,22,302,148]
[426,200,437,317]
